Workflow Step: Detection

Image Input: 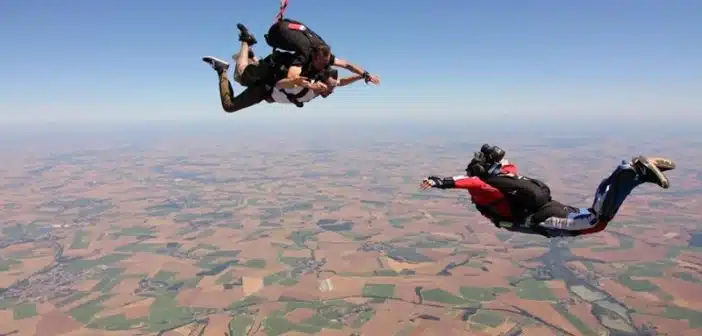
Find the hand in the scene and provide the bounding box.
[319,87,335,98]
[307,81,328,92]
[366,74,380,85]
[291,76,310,87]
[420,176,441,190]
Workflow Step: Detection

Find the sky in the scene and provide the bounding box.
[0,0,701,125]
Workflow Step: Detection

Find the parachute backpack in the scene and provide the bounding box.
[480,174,553,224]
[264,0,330,61]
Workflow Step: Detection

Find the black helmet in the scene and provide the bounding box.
[480,144,505,164]
[466,144,506,177]
[466,151,487,177]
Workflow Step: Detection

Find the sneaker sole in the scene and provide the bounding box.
[634,156,670,189]
[202,56,230,67]
[648,157,676,172]
[236,24,257,45]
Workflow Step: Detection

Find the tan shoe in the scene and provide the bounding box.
[632,156,673,189]
[648,157,676,172]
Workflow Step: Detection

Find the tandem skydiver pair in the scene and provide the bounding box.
[202,0,380,113]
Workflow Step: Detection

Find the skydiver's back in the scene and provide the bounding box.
[265,18,328,59]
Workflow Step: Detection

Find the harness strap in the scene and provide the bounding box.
[279,87,310,107]
[275,0,289,23]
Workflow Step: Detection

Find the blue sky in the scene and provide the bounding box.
[1,0,700,124]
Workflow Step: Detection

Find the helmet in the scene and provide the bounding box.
[466,144,506,177]
[480,144,505,164]
[466,152,487,177]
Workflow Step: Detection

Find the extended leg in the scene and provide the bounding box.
[591,156,674,222]
[235,24,258,82]
[526,201,597,237]
[526,156,675,237]
[201,56,267,113]
[217,75,267,113]
[232,50,258,85]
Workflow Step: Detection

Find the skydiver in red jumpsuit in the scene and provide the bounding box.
[420,144,675,237]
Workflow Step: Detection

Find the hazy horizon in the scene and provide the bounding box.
[2,1,701,124]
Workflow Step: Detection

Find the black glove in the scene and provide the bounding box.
[424,176,443,187]
[424,176,455,189]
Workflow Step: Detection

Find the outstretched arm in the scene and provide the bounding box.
[333,58,380,84]
[337,74,364,87]
[421,175,484,191]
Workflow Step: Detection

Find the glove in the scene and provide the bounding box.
[423,176,443,187]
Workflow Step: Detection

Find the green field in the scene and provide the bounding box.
[69,294,113,323]
[144,293,195,332]
[0,258,21,272]
[244,258,266,268]
[662,305,702,328]
[88,314,147,331]
[13,303,37,320]
[624,261,674,278]
[514,279,558,301]
[115,226,154,237]
[591,235,634,252]
[70,230,90,249]
[56,291,91,307]
[264,271,297,286]
[459,286,509,301]
[672,272,702,283]
[421,288,471,305]
[65,253,131,272]
[616,275,659,292]
[362,283,396,302]
[470,310,505,328]
[215,271,234,285]
[91,268,125,293]
[228,315,254,335]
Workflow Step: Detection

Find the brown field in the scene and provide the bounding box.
[631,313,692,335]
[649,278,702,310]
[35,310,83,336]
[571,242,669,262]
[567,301,600,329]
[498,291,580,335]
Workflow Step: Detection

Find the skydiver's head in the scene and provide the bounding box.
[466,152,489,177]
[480,144,506,164]
[311,43,332,71]
[319,68,339,98]
[466,145,508,178]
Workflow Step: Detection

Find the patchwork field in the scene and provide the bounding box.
[1,123,700,335]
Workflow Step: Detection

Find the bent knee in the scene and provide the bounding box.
[237,65,258,87]
[222,104,239,113]
[233,73,243,85]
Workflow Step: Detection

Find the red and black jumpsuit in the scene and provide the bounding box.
[437,162,609,237]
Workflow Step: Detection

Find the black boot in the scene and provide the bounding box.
[237,23,257,46]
